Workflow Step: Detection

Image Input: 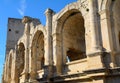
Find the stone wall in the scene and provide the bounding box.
[2,0,120,83]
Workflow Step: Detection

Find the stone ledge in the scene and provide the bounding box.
[84,67,120,77]
[66,58,87,65]
[87,51,111,57]
[50,67,120,82]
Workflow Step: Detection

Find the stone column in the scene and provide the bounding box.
[99,9,116,67]
[45,8,55,81]
[87,0,103,70]
[99,7,114,52]
[89,0,101,53]
[21,16,32,82]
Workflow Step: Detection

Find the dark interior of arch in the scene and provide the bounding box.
[112,0,120,44]
[62,10,86,62]
[18,43,25,77]
[112,0,120,67]
[32,31,44,71]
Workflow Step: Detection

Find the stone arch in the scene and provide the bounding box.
[17,37,26,49]
[110,0,120,67]
[62,9,86,62]
[17,42,25,82]
[111,0,120,50]
[53,2,88,34]
[53,5,88,74]
[30,25,46,47]
[30,28,45,79]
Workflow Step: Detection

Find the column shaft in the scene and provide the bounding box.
[89,0,101,53]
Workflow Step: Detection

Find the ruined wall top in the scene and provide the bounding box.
[6,18,25,56]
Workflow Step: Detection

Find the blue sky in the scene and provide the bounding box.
[0,0,76,81]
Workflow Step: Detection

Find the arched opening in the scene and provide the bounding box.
[112,0,120,67]
[31,30,44,75]
[60,9,86,63]
[111,0,120,67]
[18,43,25,81]
[112,0,120,46]
[110,0,120,50]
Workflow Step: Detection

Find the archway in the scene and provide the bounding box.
[55,9,87,74]
[112,0,120,46]
[111,0,120,67]
[18,43,25,82]
[59,9,86,63]
[31,30,44,77]
[107,0,120,51]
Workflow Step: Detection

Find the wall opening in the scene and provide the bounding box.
[110,0,120,67]
[31,31,45,72]
[67,48,86,62]
[18,43,25,78]
[61,9,86,63]
[112,0,120,48]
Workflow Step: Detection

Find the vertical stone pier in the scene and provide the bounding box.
[87,0,103,69]
[45,8,55,82]
[21,16,31,83]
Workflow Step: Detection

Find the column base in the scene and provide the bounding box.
[87,52,104,70]
[87,51,115,70]
[88,56,104,70]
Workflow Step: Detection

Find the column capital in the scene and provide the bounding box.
[45,8,55,16]
[22,16,32,24]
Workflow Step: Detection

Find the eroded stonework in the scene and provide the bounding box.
[2,0,120,83]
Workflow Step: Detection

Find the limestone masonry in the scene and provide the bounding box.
[2,0,120,83]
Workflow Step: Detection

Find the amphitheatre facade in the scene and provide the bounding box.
[2,0,120,83]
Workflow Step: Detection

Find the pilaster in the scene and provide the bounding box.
[87,0,103,70]
[21,16,32,82]
[99,9,116,67]
[44,8,55,66]
[89,0,102,53]
[44,8,55,82]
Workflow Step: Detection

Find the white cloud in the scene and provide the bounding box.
[17,0,27,16]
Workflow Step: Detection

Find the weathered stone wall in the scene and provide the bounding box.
[2,0,120,83]
[6,18,24,56]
